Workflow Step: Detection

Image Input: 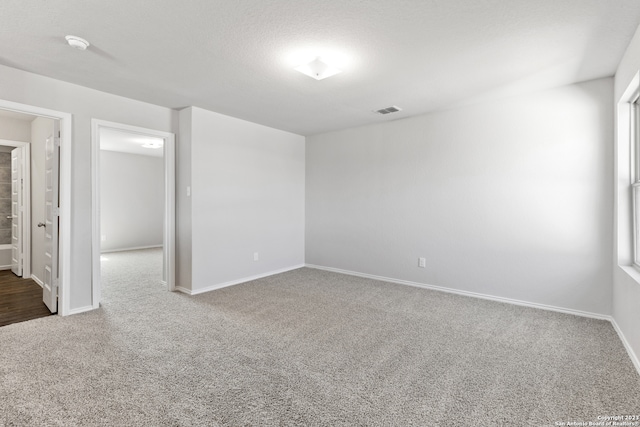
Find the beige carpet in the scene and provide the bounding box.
[0,248,639,426]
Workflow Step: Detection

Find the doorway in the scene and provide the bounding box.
[0,139,31,278]
[0,103,69,320]
[91,120,175,307]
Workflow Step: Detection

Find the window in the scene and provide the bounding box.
[631,93,640,268]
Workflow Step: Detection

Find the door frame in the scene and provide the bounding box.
[0,100,72,316]
[0,139,31,278]
[91,119,176,307]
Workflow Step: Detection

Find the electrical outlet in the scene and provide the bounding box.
[101,235,107,242]
[254,252,259,261]
[418,257,426,268]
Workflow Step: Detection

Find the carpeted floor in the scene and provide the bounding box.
[0,248,639,426]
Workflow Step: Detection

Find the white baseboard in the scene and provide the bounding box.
[101,245,162,254]
[31,274,44,288]
[305,264,611,321]
[179,264,305,296]
[0,264,12,270]
[611,318,640,377]
[67,305,96,315]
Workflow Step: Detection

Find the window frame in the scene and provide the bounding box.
[631,91,640,269]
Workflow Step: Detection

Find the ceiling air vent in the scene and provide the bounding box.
[375,106,402,115]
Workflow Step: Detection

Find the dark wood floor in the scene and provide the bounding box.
[0,270,53,327]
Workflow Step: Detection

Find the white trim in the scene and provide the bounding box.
[164,129,176,292]
[0,139,31,279]
[92,119,176,309]
[31,274,43,288]
[611,317,640,377]
[100,245,163,254]
[305,264,611,321]
[177,264,305,296]
[0,100,72,316]
[0,264,11,270]
[67,305,95,315]
[617,71,640,268]
[22,144,30,279]
[619,265,640,285]
[160,280,167,286]
[91,121,99,307]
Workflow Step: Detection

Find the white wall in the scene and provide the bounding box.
[613,22,640,370]
[0,116,31,143]
[100,150,164,252]
[0,64,175,311]
[178,106,305,292]
[307,78,613,315]
[30,117,53,283]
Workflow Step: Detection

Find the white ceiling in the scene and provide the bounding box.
[100,128,164,158]
[0,0,639,136]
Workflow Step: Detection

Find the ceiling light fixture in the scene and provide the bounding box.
[141,142,163,149]
[65,35,90,50]
[295,57,342,80]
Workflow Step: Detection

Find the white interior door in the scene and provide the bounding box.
[10,147,22,277]
[43,123,60,313]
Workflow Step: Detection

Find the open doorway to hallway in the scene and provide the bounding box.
[91,120,175,307]
[99,128,165,298]
[0,109,59,325]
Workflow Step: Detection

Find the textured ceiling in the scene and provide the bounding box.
[0,0,639,136]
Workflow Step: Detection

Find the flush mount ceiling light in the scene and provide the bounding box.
[133,136,163,149]
[65,35,90,50]
[141,141,163,149]
[295,57,342,80]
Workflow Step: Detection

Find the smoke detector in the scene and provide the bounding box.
[65,35,90,50]
[375,106,402,115]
